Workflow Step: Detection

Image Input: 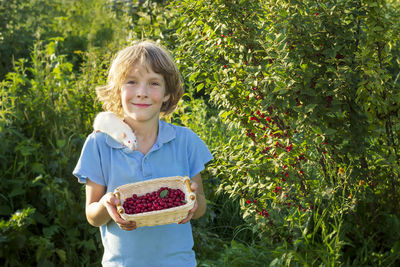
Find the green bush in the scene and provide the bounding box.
[0,0,63,79]
[0,1,230,265]
[171,0,400,265]
[0,37,106,266]
[0,0,137,79]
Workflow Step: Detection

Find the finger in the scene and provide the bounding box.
[179,210,194,224]
[190,181,198,192]
[108,194,120,206]
[105,203,124,222]
[118,221,137,230]
[126,223,137,230]
[189,200,198,214]
[117,219,136,227]
[179,200,198,224]
[111,210,135,226]
[102,193,124,220]
[116,218,136,226]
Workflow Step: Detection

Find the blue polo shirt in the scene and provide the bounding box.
[73,120,213,267]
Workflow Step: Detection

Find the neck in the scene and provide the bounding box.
[123,117,159,154]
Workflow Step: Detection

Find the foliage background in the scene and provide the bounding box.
[1,0,399,266]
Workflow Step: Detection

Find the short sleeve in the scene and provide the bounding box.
[186,129,213,178]
[72,133,106,185]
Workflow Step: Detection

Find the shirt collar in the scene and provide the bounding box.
[157,119,176,145]
[105,134,123,149]
[105,119,176,150]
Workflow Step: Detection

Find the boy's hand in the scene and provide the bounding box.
[101,192,137,231]
[178,181,198,224]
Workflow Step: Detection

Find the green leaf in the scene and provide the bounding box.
[32,163,45,174]
[9,188,25,198]
[55,249,66,263]
[160,189,168,198]
[43,225,59,238]
[56,139,66,148]
[196,83,204,92]
[305,104,317,113]
[325,128,337,136]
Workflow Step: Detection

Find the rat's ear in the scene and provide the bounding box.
[122,132,126,138]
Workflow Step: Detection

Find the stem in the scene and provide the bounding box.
[385,118,399,213]
[297,172,308,195]
[316,146,330,185]
[352,1,362,67]
[360,155,368,170]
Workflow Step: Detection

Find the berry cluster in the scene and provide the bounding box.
[123,187,186,215]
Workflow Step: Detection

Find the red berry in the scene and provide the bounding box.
[123,186,186,214]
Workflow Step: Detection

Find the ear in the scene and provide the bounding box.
[163,93,170,103]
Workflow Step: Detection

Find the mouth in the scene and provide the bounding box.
[132,103,151,108]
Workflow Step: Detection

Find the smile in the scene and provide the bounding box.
[133,103,151,108]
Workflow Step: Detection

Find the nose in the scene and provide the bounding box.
[135,83,148,98]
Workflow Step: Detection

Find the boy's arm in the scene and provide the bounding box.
[85,179,111,227]
[179,173,207,224]
[85,178,136,230]
[191,173,207,219]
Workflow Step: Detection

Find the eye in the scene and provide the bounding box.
[151,81,160,86]
[126,80,136,85]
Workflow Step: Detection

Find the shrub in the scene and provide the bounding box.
[0,38,105,266]
[172,0,400,265]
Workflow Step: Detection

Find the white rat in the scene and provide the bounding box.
[93,111,137,150]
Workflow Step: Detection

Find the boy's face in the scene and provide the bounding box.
[120,62,170,124]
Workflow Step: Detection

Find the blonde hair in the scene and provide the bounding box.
[96,40,183,117]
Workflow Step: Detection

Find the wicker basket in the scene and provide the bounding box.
[113,176,196,227]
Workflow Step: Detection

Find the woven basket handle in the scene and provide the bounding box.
[114,191,124,214]
[184,176,196,201]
